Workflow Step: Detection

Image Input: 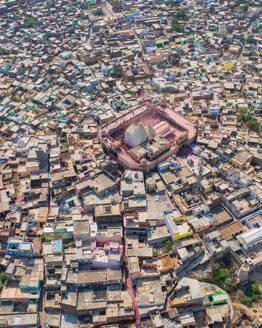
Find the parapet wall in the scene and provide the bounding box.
[101,103,196,143]
[100,101,196,172]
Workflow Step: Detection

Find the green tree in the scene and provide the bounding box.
[44,31,51,39]
[229,267,236,277]
[175,9,188,20]
[225,279,232,289]
[224,317,230,325]
[241,295,252,306]
[247,117,259,132]
[152,86,160,92]
[56,129,62,137]
[0,272,6,290]
[241,281,261,307]
[245,113,253,122]
[24,17,38,27]
[163,240,172,253]
[237,109,259,132]
[212,263,227,284]
[0,272,6,283]
[171,19,184,33]
[248,281,261,297]
[112,0,121,11]
[153,250,160,257]
[237,112,245,122]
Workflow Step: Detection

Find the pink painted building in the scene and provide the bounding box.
[100,101,197,172]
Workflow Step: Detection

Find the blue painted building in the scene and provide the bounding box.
[158,157,181,171]
[209,103,221,116]
[51,240,63,254]
[125,9,141,21]
[7,237,34,257]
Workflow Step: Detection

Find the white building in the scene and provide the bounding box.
[125,122,154,147]
[238,227,262,249]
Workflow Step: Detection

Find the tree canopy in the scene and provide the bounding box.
[237,109,259,132]
[163,240,172,253]
[175,9,188,20]
[24,17,38,27]
[112,0,121,11]
[247,117,259,132]
[171,19,185,32]
[241,281,261,307]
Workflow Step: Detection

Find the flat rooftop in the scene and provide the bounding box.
[147,191,173,222]
[0,313,38,327]
[220,221,244,240]
[211,205,233,226]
